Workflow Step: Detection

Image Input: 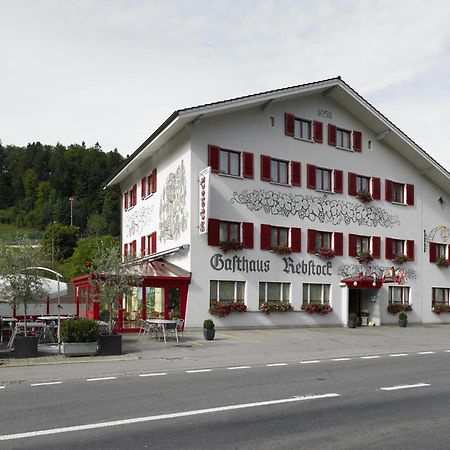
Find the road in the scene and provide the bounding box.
[1,348,450,449]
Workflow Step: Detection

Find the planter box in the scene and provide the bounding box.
[348,320,358,329]
[14,336,39,358]
[203,329,215,340]
[98,334,122,356]
[399,319,408,328]
[62,341,98,357]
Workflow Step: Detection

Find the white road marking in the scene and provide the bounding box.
[389,353,408,357]
[331,358,351,362]
[30,382,62,387]
[139,373,167,377]
[300,360,320,364]
[360,356,380,359]
[0,393,340,441]
[445,350,450,353]
[0,386,5,389]
[417,351,435,355]
[227,366,251,370]
[86,377,117,382]
[186,369,212,373]
[266,363,288,367]
[380,383,430,391]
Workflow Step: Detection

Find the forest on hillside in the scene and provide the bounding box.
[0,141,125,237]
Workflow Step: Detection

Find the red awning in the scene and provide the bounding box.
[341,273,383,289]
[135,259,191,279]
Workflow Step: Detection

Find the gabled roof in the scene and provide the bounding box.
[107,77,450,194]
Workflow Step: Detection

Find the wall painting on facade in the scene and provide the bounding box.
[338,264,417,283]
[231,190,400,228]
[160,160,188,243]
[124,206,154,237]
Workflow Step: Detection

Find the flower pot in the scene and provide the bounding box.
[14,335,39,358]
[98,333,122,355]
[62,341,98,356]
[398,319,408,327]
[348,320,357,329]
[203,328,215,340]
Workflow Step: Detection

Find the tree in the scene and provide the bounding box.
[88,242,142,333]
[0,236,49,335]
[86,212,108,237]
[42,222,78,261]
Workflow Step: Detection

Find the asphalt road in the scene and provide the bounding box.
[1,349,450,449]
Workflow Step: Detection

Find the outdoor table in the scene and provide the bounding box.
[145,319,178,342]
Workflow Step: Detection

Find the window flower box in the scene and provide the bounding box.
[387,303,412,314]
[316,248,336,259]
[259,301,293,314]
[435,256,449,267]
[357,251,374,264]
[219,240,245,253]
[356,190,373,203]
[392,254,408,265]
[301,303,333,315]
[209,300,247,317]
[432,304,450,314]
[270,245,292,255]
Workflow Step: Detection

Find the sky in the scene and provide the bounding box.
[1,0,450,168]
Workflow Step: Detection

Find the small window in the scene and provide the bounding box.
[356,175,370,193]
[271,159,289,184]
[259,282,290,305]
[294,118,312,141]
[356,235,371,254]
[392,182,405,203]
[389,286,410,305]
[210,280,245,305]
[271,226,289,248]
[219,149,240,177]
[316,231,332,250]
[219,221,240,243]
[303,283,330,305]
[436,244,447,259]
[316,167,332,191]
[392,239,405,257]
[432,287,450,305]
[336,128,351,150]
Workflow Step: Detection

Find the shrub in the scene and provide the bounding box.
[60,318,99,343]
[348,313,358,321]
[398,312,407,321]
[203,319,215,329]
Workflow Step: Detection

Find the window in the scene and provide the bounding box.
[261,155,301,186]
[271,226,289,248]
[146,232,157,255]
[348,234,381,259]
[210,280,245,305]
[270,159,289,184]
[348,173,381,199]
[432,287,450,305]
[316,231,332,250]
[385,180,414,205]
[220,149,240,176]
[303,283,330,305]
[220,221,240,243]
[386,238,414,261]
[307,229,343,256]
[141,169,157,199]
[307,164,343,193]
[294,118,312,141]
[208,145,254,178]
[392,182,404,203]
[336,128,351,150]
[124,185,137,210]
[356,175,370,193]
[259,282,290,305]
[429,242,449,263]
[389,286,410,305]
[391,239,404,257]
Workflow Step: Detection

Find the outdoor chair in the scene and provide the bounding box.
[176,319,184,337]
[163,322,179,343]
[138,319,150,337]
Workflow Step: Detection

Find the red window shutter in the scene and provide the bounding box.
[307,164,316,189]
[406,240,414,261]
[334,170,343,193]
[406,184,414,205]
[124,192,128,210]
[141,178,146,199]
[334,232,343,256]
[353,130,362,152]
[372,177,381,200]
[348,234,358,257]
[307,229,317,253]
[242,222,254,249]
[133,185,137,206]
[372,236,381,259]
[208,145,220,173]
[124,243,128,257]
[291,161,301,186]
[243,152,254,179]
[285,113,295,137]
[429,242,437,263]
[151,232,157,254]
[385,238,393,260]
[132,240,137,257]
[348,173,357,196]
[260,155,271,182]
[290,227,301,252]
[207,219,220,246]
[141,236,146,256]
[151,169,157,193]
[328,124,337,146]
[385,180,393,202]
[313,121,323,143]
[260,224,272,250]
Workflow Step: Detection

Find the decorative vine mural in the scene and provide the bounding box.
[124,206,154,237]
[231,190,400,228]
[338,264,417,280]
[159,160,188,243]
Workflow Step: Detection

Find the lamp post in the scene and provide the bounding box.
[69,197,74,226]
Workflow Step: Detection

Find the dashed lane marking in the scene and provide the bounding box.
[30,382,62,387]
[227,366,251,370]
[380,383,430,391]
[139,373,167,377]
[331,358,351,362]
[417,351,435,355]
[186,369,212,373]
[86,377,117,382]
[267,363,288,367]
[360,356,381,359]
[300,360,320,364]
[389,353,408,357]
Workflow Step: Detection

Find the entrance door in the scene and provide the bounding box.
[167,288,181,319]
[349,289,362,318]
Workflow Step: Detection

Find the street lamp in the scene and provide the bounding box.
[69,197,74,226]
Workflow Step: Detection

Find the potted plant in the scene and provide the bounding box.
[203,319,215,340]
[270,245,292,255]
[259,301,294,314]
[392,254,408,265]
[398,312,408,327]
[88,243,142,355]
[60,318,99,356]
[0,235,49,358]
[219,240,245,253]
[348,313,358,328]
[357,251,374,264]
[435,256,449,267]
[316,248,336,259]
[356,190,373,203]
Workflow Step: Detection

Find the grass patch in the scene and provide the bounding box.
[0,224,42,242]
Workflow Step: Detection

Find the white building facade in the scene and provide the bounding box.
[107,78,450,329]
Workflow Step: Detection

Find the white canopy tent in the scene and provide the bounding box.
[0,276,68,302]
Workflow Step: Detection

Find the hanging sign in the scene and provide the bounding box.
[199,167,211,234]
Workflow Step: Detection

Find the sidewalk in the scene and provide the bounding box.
[1,324,450,369]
